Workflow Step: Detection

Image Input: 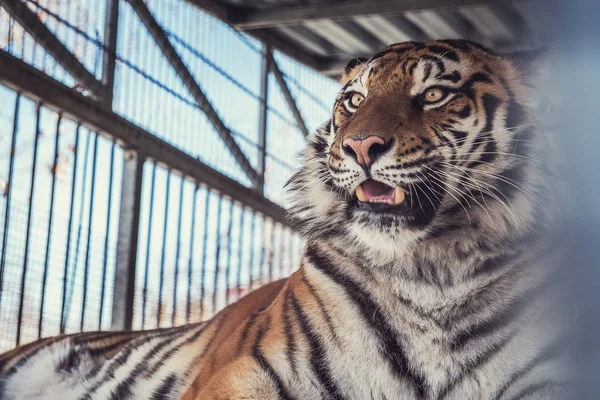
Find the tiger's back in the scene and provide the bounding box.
[0,279,286,400]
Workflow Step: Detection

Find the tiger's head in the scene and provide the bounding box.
[286,40,553,261]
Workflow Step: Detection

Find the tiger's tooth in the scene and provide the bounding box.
[394,188,406,205]
[356,185,367,202]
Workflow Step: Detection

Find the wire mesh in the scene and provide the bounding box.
[0,0,327,351]
[0,92,122,351]
[132,162,303,330]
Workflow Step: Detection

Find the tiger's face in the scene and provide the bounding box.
[287,40,546,256]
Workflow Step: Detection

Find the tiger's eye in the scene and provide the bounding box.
[424,88,445,103]
[350,93,365,108]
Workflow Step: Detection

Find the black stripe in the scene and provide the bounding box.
[305,246,427,399]
[371,43,416,61]
[450,277,550,351]
[470,252,518,278]
[441,39,497,56]
[427,45,460,62]
[283,290,298,376]
[57,347,83,372]
[312,135,328,155]
[466,93,501,169]
[384,156,439,171]
[421,55,445,74]
[462,72,493,88]
[290,293,345,400]
[252,317,295,400]
[448,129,468,142]
[442,39,472,52]
[150,374,178,400]
[438,335,513,399]
[438,71,462,83]
[101,331,189,400]
[453,105,472,119]
[408,61,418,77]
[237,311,261,353]
[145,324,209,378]
[83,325,193,399]
[87,336,139,358]
[422,64,433,82]
[481,93,502,136]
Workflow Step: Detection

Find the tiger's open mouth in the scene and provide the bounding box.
[349,177,438,226]
[355,180,406,205]
[353,179,409,213]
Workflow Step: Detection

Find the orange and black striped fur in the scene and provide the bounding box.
[0,40,570,399]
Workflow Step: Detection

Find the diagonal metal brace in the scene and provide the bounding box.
[125,0,259,185]
[1,0,105,100]
[268,53,310,138]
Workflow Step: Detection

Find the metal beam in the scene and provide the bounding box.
[256,44,270,194]
[1,0,105,99]
[353,15,413,44]
[101,0,120,108]
[404,9,487,45]
[276,25,338,57]
[111,149,143,331]
[185,0,327,73]
[125,0,258,185]
[0,50,288,225]
[304,20,382,55]
[269,53,310,138]
[230,0,504,30]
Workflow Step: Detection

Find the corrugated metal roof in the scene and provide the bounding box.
[185,0,552,78]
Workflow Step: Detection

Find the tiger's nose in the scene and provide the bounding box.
[342,135,392,167]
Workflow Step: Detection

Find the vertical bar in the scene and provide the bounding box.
[157,172,171,328]
[111,150,144,331]
[199,190,210,320]
[256,43,271,193]
[185,185,198,323]
[286,229,293,276]
[38,114,61,339]
[211,196,224,316]
[268,220,275,282]
[7,9,14,54]
[235,207,245,300]
[224,201,234,306]
[258,217,267,286]
[60,125,81,334]
[141,164,157,329]
[65,131,93,329]
[0,93,20,295]
[247,213,257,291]
[172,178,185,326]
[101,0,120,108]
[99,141,116,329]
[80,134,99,331]
[278,224,285,278]
[16,102,40,344]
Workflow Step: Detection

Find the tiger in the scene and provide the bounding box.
[0,39,571,400]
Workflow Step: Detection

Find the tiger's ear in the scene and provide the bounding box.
[341,57,369,86]
[506,47,549,82]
